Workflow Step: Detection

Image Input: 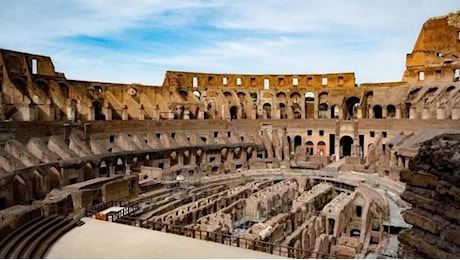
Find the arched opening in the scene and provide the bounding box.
[59,82,69,99]
[279,103,286,119]
[192,90,201,99]
[292,103,301,119]
[407,88,421,101]
[230,106,238,120]
[12,78,28,98]
[387,104,396,118]
[373,105,383,119]
[319,103,328,119]
[263,103,272,119]
[317,141,326,156]
[306,141,314,156]
[99,161,108,177]
[345,96,360,120]
[83,163,95,181]
[340,136,353,158]
[35,80,49,94]
[331,105,339,119]
[294,136,302,152]
[92,100,105,120]
[179,89,188,101]
[304,92,315,119]
[48,167,61,190]
[305,92,315,101]
[350,229,361,237]
[115,158,125,175]
[94,85,103,93]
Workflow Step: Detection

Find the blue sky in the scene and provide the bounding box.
[0,1,458,85]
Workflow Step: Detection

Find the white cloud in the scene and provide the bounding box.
[0,1,458,85]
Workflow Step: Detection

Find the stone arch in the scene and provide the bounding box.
[331,105,339,119]
[58,82,70,99]
[407,87,421,101]
[276,92,287,99]
[262,103,272,119]
[92,100,105,120]
[340,136,353,158]
[306,141,314,156]
[223,91,232,97]
[48,167,62,190]
[317,141,326,156]
[192,90,201,99]
[230,105,238,120]
[99,161,108,177]
[115,158,125,175]
[31,170,45,199]
[305,92,315,101]
[83,162,95,181]
[14,175,31,204]
[294,135,302,152]
[179,89,188,100]
[319,103,328,119]
[34,79,49,95]
[373,105,383,119]
[345,96,360,120]
[279,103,287,119]
[12,77,28,97]
[292,103,301,119]
[387,104,396,118]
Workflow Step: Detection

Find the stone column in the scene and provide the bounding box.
[122,105,129,120]
[409,107,417,119]
[452,107,460,120]
[421,106,430,119]
[357,109,363,119]
[138,105,145,120]
[337,107,343,119]
[395,107,402,119]
[436,106,445,119]
[382,108,388,119]
[183,109,190,120]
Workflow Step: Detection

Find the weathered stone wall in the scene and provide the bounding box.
[398,134,460,258]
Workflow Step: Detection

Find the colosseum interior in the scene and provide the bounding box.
[0,10,460,259]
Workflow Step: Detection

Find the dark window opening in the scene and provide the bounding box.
[227,131,231,137]
[109,135,115,143]
[319,130,324,136]
[69,177,78,185]
[171,132,176,138]
[382,132,387,138]
[158,163,164,169]
[328,218,335,235]
[307,130,312,136]
[370,131,375,138]
[214,132,218,138]
[356,205,362,217]
[0,197,6,210]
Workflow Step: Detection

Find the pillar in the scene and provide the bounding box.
[122,105,129,120]
[421,106,430,119]
[395,107,402,119]
[138,105,145,120]
[436,107,445,119]
[409,107,417,119]
[452,107,460,120]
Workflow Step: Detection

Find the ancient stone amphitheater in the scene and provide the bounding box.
[0,10,459,259]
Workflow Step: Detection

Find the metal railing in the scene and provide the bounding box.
[114,216,344,259]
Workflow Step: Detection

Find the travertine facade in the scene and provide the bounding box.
[0,10,459,259]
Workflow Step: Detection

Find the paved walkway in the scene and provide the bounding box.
[46,218,284,259]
